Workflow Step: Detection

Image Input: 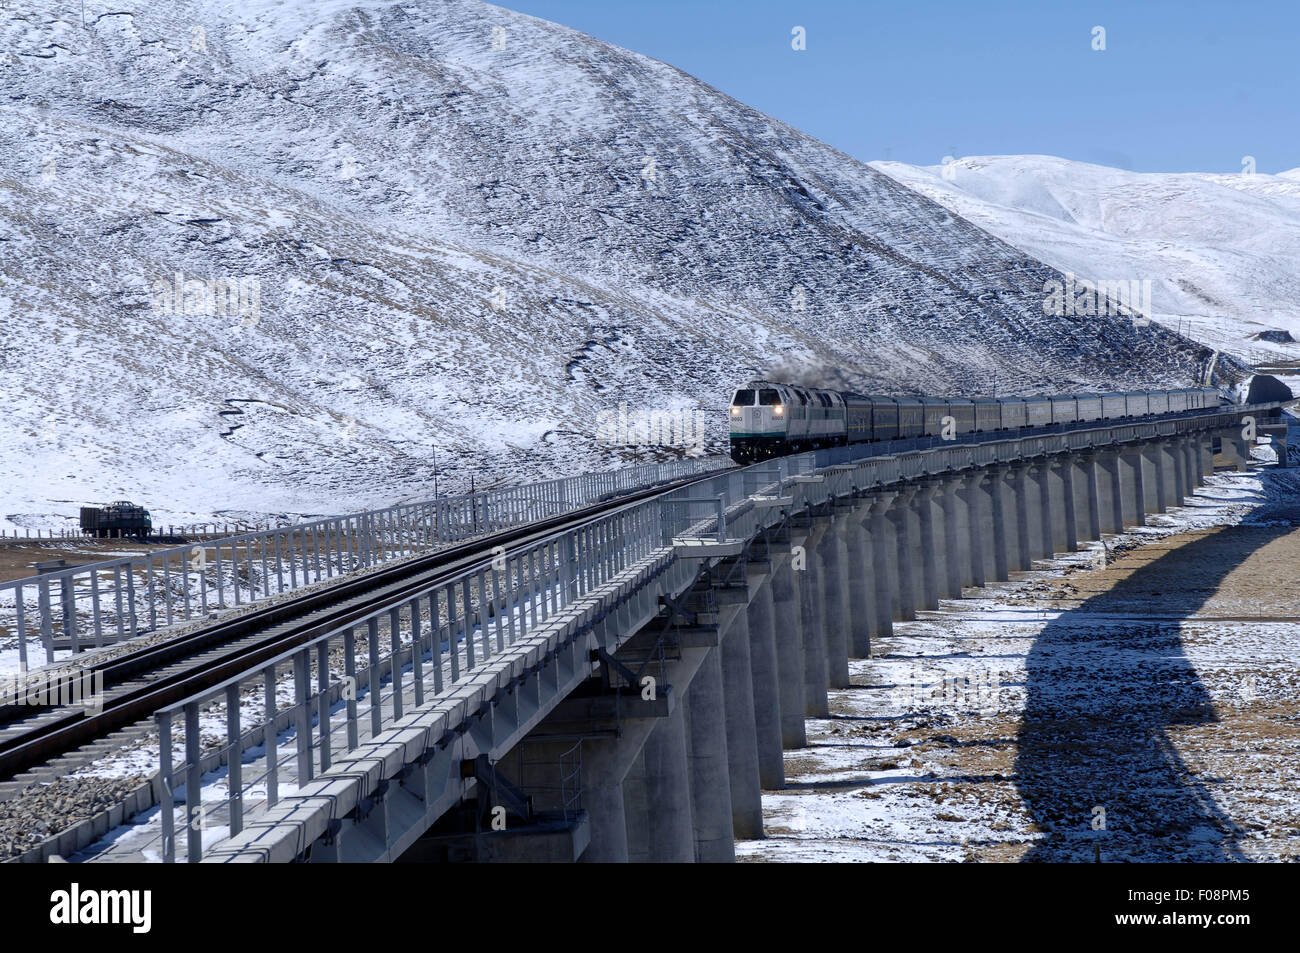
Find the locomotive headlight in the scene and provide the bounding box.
[773,405,784,416]
[730,406,741,416]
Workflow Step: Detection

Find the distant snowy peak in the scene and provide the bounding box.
[872,155,1300,353]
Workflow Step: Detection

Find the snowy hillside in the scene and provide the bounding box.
[873,155,1300,362]
[0,1,1221,531]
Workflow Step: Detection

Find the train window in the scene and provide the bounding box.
[758,389,781,405]
[732,389,756,405]
[818,394,831,407]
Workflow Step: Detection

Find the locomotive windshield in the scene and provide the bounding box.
[758,389,781,405]
[732,389,756,405]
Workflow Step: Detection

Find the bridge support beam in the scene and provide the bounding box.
[869,492,896,634]
[816,516,852,689]
[1075,451,1102,543]
[986,465,1011,581]
[845,501,877,656]
[1195,435,1213,479]
[684,648,735,862]
[1183,436,1202,489]
[512,670,689,864]
[520,708,662,864]
[914,482,941,609]
[958,472,987,589]
[889,487,918,620]
[1010,463,1033,570]
[1117,447,1145,527]
[1185,434,1201,486]
[1197,435,1212,483]
[582,781,631,864]
[940,475,965,598]
[746,575,785,789]
[1174,436,1190,492]
[1030,461,1054,560]
[1216,428,1251,471]
[1037,460,1058,559]
[1170,439,1190,504]
[769,549,807,748]
[1234,433,1252,471]
[638,698,694,862]
[720,602,764,839]
[1139,443,1161,514]
[1096,449,1124,535]
[1053,454,1077,552]
[796,527,830,717]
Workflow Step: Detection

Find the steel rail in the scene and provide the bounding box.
[0,469,733,783]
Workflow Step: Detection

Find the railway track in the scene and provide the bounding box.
[0,469,732,788]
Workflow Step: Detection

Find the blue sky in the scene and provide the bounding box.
[503,0,1298,174]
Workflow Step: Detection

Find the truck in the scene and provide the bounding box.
[80,501,153,539]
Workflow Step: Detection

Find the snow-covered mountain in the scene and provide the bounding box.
[872,155,1300,360]
[0,0,1221,530]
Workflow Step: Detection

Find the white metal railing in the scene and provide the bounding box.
[0,457,728,675]
[155,481,707,861]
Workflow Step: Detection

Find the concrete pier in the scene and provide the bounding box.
[1054,455,1077,552]
[1119,447,1146,526]
[816,518,852,689]
[797,528,830,718]
[1078,451,1102,542]
[768,552,807,748]
[639,702,694,862]
[959,472,987,588]
[890,486,918,620]
[720,608,764,839]
[1031,462,1054,560]
[845,504,877,656]
[745,576,785,790]
[914,482,940,610]
[1168,439,1187,504]
[1010,464,1032,570]
[1097,449,1124,535]
[684,649,734,862]
[869,492,896,637]
[987,464,1011,580]
[940,476,964,598]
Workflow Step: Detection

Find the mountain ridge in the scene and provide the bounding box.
[0,0,1223,529]
[873,154,1300,356]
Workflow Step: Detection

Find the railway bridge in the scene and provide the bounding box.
[122,401,1277,864]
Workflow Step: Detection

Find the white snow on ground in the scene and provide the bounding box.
[0,1,1226,534]
[69,581,553,860]
[740,448,1300,863]
[873,156,1300,362]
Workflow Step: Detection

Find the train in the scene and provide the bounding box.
[80,501,153,539]
[728,381,1223,463]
